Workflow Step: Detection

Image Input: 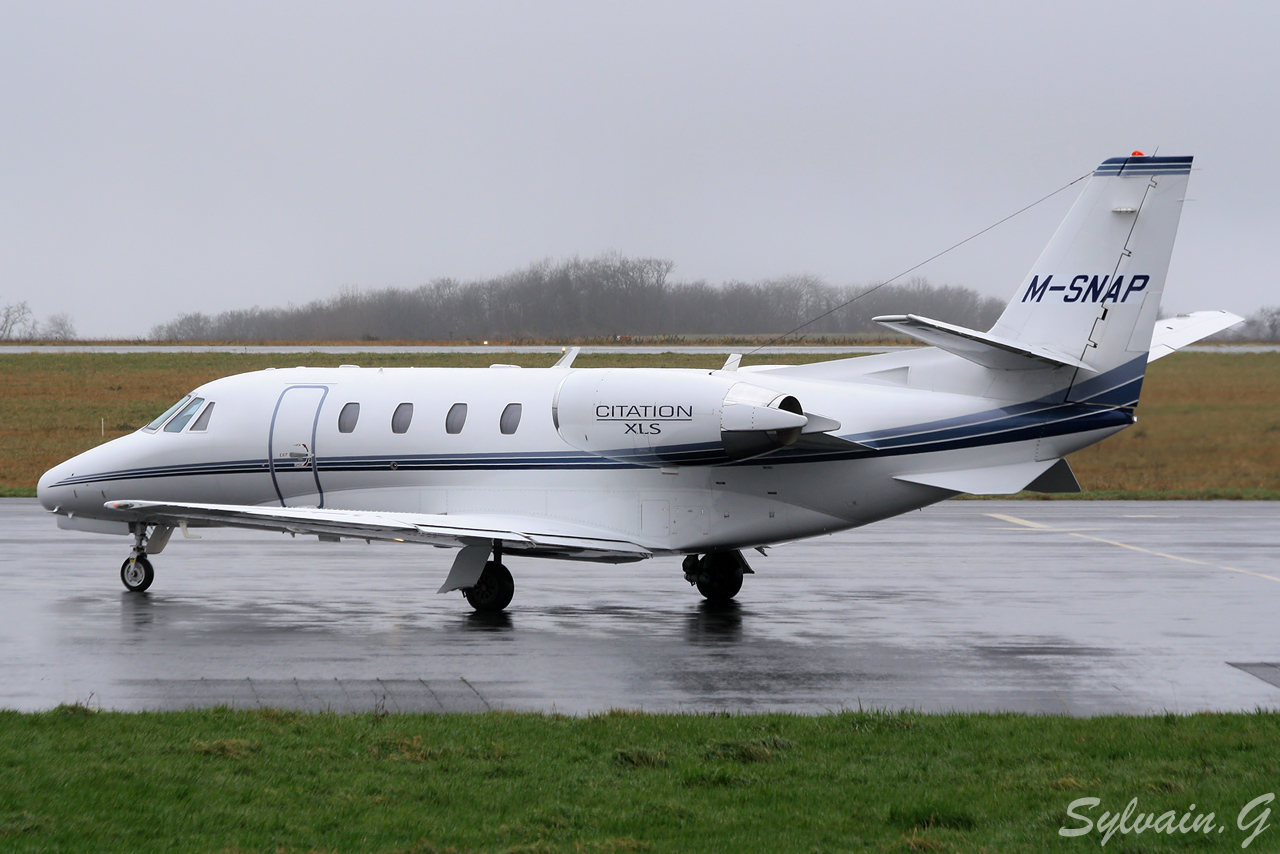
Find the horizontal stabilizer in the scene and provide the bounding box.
[894,459,1061,495]
[1147,311,1244,362]
[874,314,1093,372]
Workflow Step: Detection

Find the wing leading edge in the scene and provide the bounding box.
[104,500,653,564]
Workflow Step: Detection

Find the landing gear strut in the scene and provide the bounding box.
[683,551,750,602]
[463,543,515,612]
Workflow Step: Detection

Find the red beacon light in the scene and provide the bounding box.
[1132,150,1145,156]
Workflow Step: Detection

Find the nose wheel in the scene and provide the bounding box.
[120,523,160,592]
[121,555,155,592]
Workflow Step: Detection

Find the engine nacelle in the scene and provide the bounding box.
[553,369,811,466]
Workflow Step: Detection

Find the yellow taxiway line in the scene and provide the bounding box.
[984,512,1280,584]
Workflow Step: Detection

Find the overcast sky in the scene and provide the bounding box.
[2,1,1276,338]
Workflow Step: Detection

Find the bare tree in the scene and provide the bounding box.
[0,301,34,339]
[1213,305,1280,341]
[1257,306,1280,340]
[150,312,214,341]
[39,312,77,341]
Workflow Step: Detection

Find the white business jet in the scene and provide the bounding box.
[38,154,1240,611]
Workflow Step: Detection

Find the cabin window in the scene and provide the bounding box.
[338,402,360,433]
[164,397,205,433]
[445,403,467,434]
[500,403,522,435]
[391,402,413,434]
[144,395,192,432]
[189,402,215,432]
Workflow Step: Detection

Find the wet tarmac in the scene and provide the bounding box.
[2,498,1278,715]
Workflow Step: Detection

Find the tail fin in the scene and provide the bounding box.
[988,155,1192,403]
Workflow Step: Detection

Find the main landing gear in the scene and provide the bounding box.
[463,543,515,612]
[464,561,515,612]
[683,550,752,602]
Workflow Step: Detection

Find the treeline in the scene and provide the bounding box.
[0,301,76,340]
[149,254,1006,341]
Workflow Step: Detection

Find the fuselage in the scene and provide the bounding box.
[36,360,1130,556]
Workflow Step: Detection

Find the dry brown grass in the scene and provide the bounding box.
[1066,352,1280,496]
[2,350,1275,497]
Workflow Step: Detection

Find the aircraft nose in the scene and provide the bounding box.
[37,461,73,512]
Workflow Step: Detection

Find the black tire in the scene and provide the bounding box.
[695,552,744,602]
[120,556,154,592]
[464,561,514,612]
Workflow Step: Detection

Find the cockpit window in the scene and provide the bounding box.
[164,397,205,432]
[189,402,215,432]
[144,395,192,432]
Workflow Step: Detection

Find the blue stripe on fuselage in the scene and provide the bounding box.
[49,357,1148,487]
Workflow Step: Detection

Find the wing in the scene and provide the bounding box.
[104,499,652,563]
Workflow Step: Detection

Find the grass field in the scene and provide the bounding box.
[2,706,1278,853]
[2,351,1277,498]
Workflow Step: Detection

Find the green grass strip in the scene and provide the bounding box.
[3,707,1278,852]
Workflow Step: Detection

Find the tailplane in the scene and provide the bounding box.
[875,154,1202,405]
[777,155,1239,394]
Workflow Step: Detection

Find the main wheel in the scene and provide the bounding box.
[694,552,743,602]
[463,561,514,612]
[120,556,155,592]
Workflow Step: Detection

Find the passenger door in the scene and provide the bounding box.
[269,385,328,507]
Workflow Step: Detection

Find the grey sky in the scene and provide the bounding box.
[2,1,1276,338]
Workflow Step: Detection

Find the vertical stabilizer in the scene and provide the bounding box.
[988,155,1191,405]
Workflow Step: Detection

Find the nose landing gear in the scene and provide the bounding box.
[121,555,155,592]
[120,523,171,592]
[683,550,752,602]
